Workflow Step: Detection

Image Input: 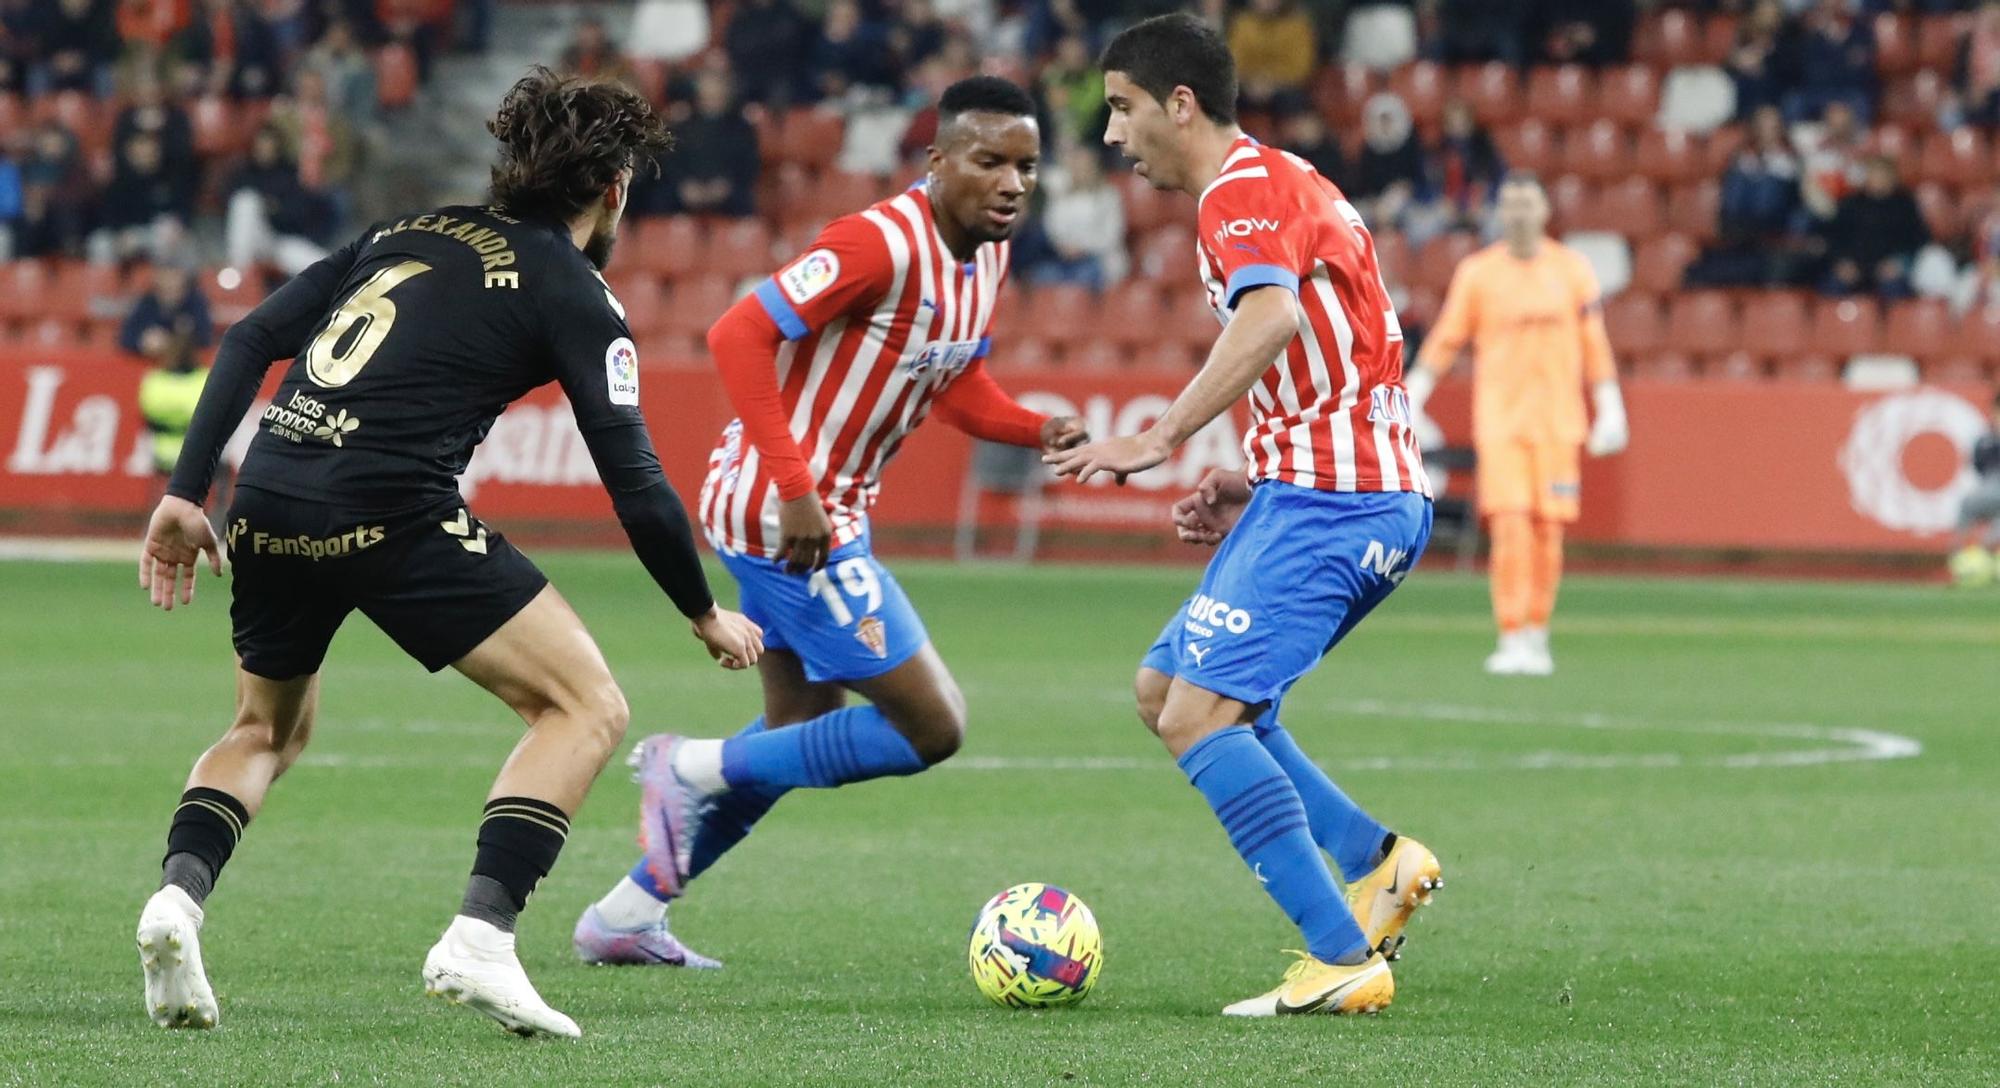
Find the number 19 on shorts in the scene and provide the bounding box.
[807,558,883,626]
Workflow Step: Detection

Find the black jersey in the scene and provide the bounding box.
[167,205,715,617]
[1975,433,2000,480]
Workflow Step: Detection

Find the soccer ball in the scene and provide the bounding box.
[1949,545,1996,587]
[967,883,1102,1008]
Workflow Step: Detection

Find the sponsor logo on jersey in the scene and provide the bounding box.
[238,522,386,560]
[1211,217,1282,247]
[905,338,983,377]
[605,337,640,406]
[780,249,841,305]
[1183,593,1253,638]
[854,614,888,658]
[1368,386,1415,426]
[261,389,361,447]
[1361,540,1412,584]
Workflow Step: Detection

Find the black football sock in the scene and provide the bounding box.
[459,796,570,933]
[161,787,250,906]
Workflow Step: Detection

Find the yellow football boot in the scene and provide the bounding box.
[1221,950,1394,1017]
[1345,835,1442,960]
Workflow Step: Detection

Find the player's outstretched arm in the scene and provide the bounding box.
[1045,286,1297,483]
[707,295,834,572]
[932,360,1086,452]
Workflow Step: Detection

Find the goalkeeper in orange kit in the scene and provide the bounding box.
[1406,173,1628,675]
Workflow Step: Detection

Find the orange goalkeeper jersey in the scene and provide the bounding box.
[1417,239,1615,446]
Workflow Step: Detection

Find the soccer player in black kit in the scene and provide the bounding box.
[132,67,763,1038]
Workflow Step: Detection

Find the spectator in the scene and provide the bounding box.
[560,13,636,87]
[1799,98,1865,221]
[16,120,89,257]
[0,0,38,93]
[41,0,115,93]
[93,130,194,263]
[120,262,212,368]
[226,123,332,274]
[115,0,189,57]
[1431,98,1503,231]
[1228,0,1314,112]
[1726,0,1796,121]
[887,0,946,72]
[1279,105,1345,184]
[113,72,196,197]
[813,0,900,103]
[1426,0,1528,66]
[1968,193,2000,310]
[1352,93,1431,227]
[175,0,282,98]
[269,67,365,217]
[376,0,446,82]
[0,138,21,258]
[1786,0,1876,122]
[1954,0,2000,128]
[1947,392,2000,586]
[724,0,812,105]
[1030,142,1125,291]
[301,18,377,122]
[1038,34,1103,150]
[653,70,759,218]
[1816,154,1927,299]
[1531,0,1635,66]
[1691,105,1807,287]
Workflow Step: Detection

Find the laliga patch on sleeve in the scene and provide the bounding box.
[780,249,841,305]
[604,337,640,406]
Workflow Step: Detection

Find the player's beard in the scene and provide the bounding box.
[584,221,618,270]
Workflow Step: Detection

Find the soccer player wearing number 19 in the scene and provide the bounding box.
[572,77,1087,965]
[131,68,762,1038]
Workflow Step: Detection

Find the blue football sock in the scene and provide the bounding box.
[1178,726,1369,963]
[720,705,927,791]
[1253,710,1390,883]
[685,718,787,884]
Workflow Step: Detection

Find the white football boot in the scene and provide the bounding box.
[136,885,219,1029]
[422,915,581,1038]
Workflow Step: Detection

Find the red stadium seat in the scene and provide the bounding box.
[1665,290,1738,356]
[1634,9,1701,68]
[1632,232,1698,295]
[1593,177,1665,240]
[1545,173,1592,233]
[1560,120,1631,182]
[1604,294,1665,356]
[1388,61,1448,128]
[1915,182,1964,243]
[1629,351,1697,381]
[626,58,668,105]
[1701,125,1747,177]
[375,44,419,110]
[1116,173,1178,235]
[708,219,776,281]
[607,272,667,337]
[632,215,705,281]
[0,260,52,323]
[808,171,886,225]
[0,94,22,144]
[1873,13,1915,76]
[779,108,845,169]
[1917,129,1990,190]
[1101,282,1167,348]
[662,275,737,337]
[1771,354,1838,383]
[1665,180,1722,242]
[1453,62,1518,126]
[1414,231,1480,293]
[46,260,114,323]
[204,267,265,326]
[1134,223,1196,284]
[1001,337,1062,371]
[1027,284,1097,347]
[1525,66,1594,127]
[1599,65,1661,128]
[1312,63,1376,128]
[766,163,817,223]
[1494,118,1559,177]
[1885,299,1953,362]
[1636,127,1706,184]
[1949,306,2000,364]
[1699,13,1739,63]
[1172,288,1221,351]
[1398,285,1440,329]
[1704,350,1768,382]
[1915,14,1962,72]
[1869,123,1922,181]
[1739,291,1811,361]
[1371,230,1410,291]
[1882,71,1947,131]
[1810,297,1882,358]
[1923,357,1992,386]
[1068,341,1128,370]
[190,95,241,157]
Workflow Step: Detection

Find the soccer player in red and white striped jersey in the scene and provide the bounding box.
[575,77,1087,967]
[1049,14,1441,1018]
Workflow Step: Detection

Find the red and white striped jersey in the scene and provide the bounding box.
[701,186,1011,557]
[1195,135,1430,497]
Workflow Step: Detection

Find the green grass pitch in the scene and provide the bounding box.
[1,554,1995,1086]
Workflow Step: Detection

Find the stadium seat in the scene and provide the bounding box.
[1922,357,1991,386]
[1704,350,1768,382]
[1414,231,1480,292]
[1882,70,1947,131]
[626,58,668,105]
[1591,178,1664,240]
[633,215,705,280]
[1002,337,1061,370]
[1494,118,1559,177]
[1545,173,1592,233]
[1699,13,1739,63]
[1873,13,1915,76]
[0,94,21,143]
[1116,173,1178,235]
[1657,66,1736,133]
[1102,282,1167,348]
[1629,351,1697,381]
[1914,14,1962,72]
[1701,125,1747,177]
[1135,223,1196,283]
[47,260,115,324]
[1398,285,1440,329]
[1636,126,1706,184]
[1068,341,1128,370]
[1949,306,2000,364]
[1775,354,1840,383]
[1313,62,1376,128]
[779,108,846,169]
[607,272,666,337]
[1453,62,1517,126]
[1599,66,1661,127]
[1811,297,1882,358]
[205,267,266,326]
[809,171,887,224]
[1563,231,1631,295]
[1561,119,1631,182]
[1172,287,1221,350]
[1914,181,1964,243]
[1632,232,1699,295]
[1665,180,1722,242]
[708,219,777,282]
[375,44,419,110]
[1604,294,1665,356]
[1341,4,1418,70]
[1665,290,1738,356]
[1634,9,1702,68]
[1027,284,1096,347]
[1388,61,1448,128]
[190,96,242,157]
[1917,129,1989,190]
[1739,291,1811,361]
[1884,299,1953,362]
[1525,66,1594,127]
[1371,230,1410,290]
[662,275,737,337]
[1870,123,1921,181]
[0,261,52,323]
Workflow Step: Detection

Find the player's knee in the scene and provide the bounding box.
[576,682,631,754]
[914,689,967,764]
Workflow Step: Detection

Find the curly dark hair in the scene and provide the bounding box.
[486,66,672,223]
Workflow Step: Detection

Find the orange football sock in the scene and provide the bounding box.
[1528,519,1565,629]
[1487,512,1533,634]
